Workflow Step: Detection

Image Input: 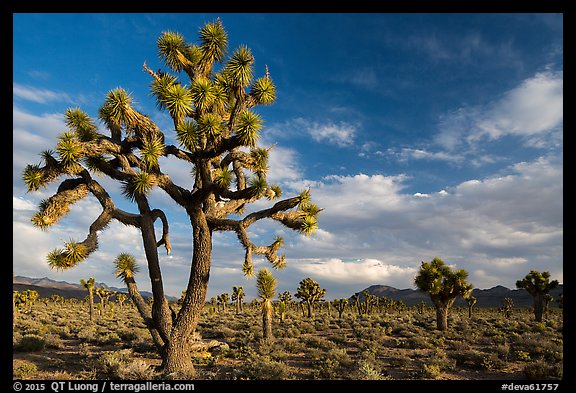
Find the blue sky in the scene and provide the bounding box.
[13,13,563,300]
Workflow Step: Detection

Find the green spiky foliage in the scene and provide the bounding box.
[114,253,140,283]
[414,257,473,331]
[295,277,326,319]
[256,268,277,343]
[516,270,559,322]
[235,110,262,146]
[121,172,156,202]
[250,75,276,105]
[21,19,321,376]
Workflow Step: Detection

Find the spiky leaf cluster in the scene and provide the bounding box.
[140,135,165,170]
[47,240,89,271]
[122,172,156,201]
[235,110,262,146]
[114,253,140,283]
[223,45,254,90]
[250,76,276,105]
[65,108,99,141]
[175,120,200,150]
[198,20,228,64]
[256,268,277,300]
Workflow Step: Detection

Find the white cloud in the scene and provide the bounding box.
[307,121,357,147]
[13,83,73,104]
[398,147,463,163]
[475,71,563,139]
[293,258,417,285]
[436,71,563,151]
[282,155,562,290]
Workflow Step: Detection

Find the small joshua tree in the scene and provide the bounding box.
[217,293,229,312]
[501,297,514,318]
[295,277,326,319]
[464,294,477,319]
[231,286,245,314]
[256,268,276,344]
[95,285,115,310]
[516,270,559,322]
[414,257,473,331]
[277,290,291,322]
[333,298,348,319]
[116,293,128,309]
[80,278,96,321]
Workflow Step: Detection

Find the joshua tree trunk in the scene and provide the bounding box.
[306,301,313,318]
[87,289,94,321]
[533,292,544,322]
[262,300,273,344]
[435,304,449,331]
[432,298,454,331]
[162,208,212,375]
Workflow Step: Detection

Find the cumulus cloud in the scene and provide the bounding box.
[282,155,562,291]
[293,258,417,285]
[436,71,563,151]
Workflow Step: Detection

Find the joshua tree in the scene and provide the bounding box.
[231,286,244,314]
[256,268,276,343]
[278,290,292,322]
[95,285,115,310]
[414,257,473,331]
[217,293,230,312]
[80,278,96,321]
[49,294,65,305]
[333,298,348,319]
[351,293,362,315]
[501,297,514,318]
[295,277,326,318]
[516,270,559,322]
[464,294,477,318]
[22,19,320,375]
[115,293,128,309]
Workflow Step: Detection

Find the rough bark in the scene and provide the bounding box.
[87,289,94,322]
[306,301,314,319]
[262,300,273,344]
[162,207,212,375]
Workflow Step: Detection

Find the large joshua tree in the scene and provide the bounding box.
[22,19,320,375]
[414,257,473,331]
[516,270,559,322]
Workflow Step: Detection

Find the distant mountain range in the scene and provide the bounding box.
[352,284,564,308]
[13,276,178,302]
[14,276,562,308]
